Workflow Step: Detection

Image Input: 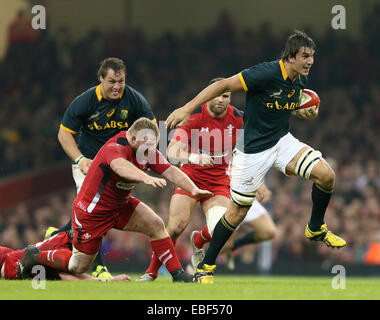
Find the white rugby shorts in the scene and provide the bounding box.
[230,132,307,194]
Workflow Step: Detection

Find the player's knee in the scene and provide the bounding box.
[148,215,167,238]
[225,205,249,227]
[73,264,90,274]
[320,168,335,190]
[257,226,277,241]
[168,220,188,240]
[68,256,90,274]
[314,165,335,191]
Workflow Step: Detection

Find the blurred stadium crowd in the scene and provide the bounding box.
[0,9,379,272]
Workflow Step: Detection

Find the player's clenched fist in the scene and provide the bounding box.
[78,157,92,175]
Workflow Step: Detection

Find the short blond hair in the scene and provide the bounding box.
[128,117,159,137]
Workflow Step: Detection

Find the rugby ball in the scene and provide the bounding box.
[291,89,320,117]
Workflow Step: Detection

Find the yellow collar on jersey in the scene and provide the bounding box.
[95,84,124,101]
[279,60,288,80]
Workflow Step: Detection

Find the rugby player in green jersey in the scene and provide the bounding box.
[47,57,156,280]
[166,30,346,284]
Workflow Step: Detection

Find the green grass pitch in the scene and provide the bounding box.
[1,274,380,300]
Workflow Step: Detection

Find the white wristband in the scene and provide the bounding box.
[188,153,199,164]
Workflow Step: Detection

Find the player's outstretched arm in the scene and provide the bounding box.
[161,166,213,198]
[110,158,166,188]
[58,272,131,281]
[165,75,243,129]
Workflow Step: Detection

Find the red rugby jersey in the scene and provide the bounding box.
[34,231,72,250]
[172,104,243,178]
[74,131,171,214]
[1,232,72,280]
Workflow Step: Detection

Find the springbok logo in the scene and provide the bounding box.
[270,89,282,99]
[120,109,128,120]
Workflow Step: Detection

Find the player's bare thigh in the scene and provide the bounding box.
[122,201,168,240]
[285,146,335,190]
[285,146,309,175]
[167,194,198,239]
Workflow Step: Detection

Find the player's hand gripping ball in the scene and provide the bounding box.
[292,89,320,118]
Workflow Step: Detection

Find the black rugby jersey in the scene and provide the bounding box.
[61,84,156,159]
[236,59,307,153]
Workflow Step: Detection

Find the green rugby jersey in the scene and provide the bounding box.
[235,59,307,153]
[60,84,156,159]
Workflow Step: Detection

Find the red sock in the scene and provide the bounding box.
[146,239,177,276]
[38,249,72,272]
[150,237,181,273]
[145,252,161,277]
[194,225,211,249]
